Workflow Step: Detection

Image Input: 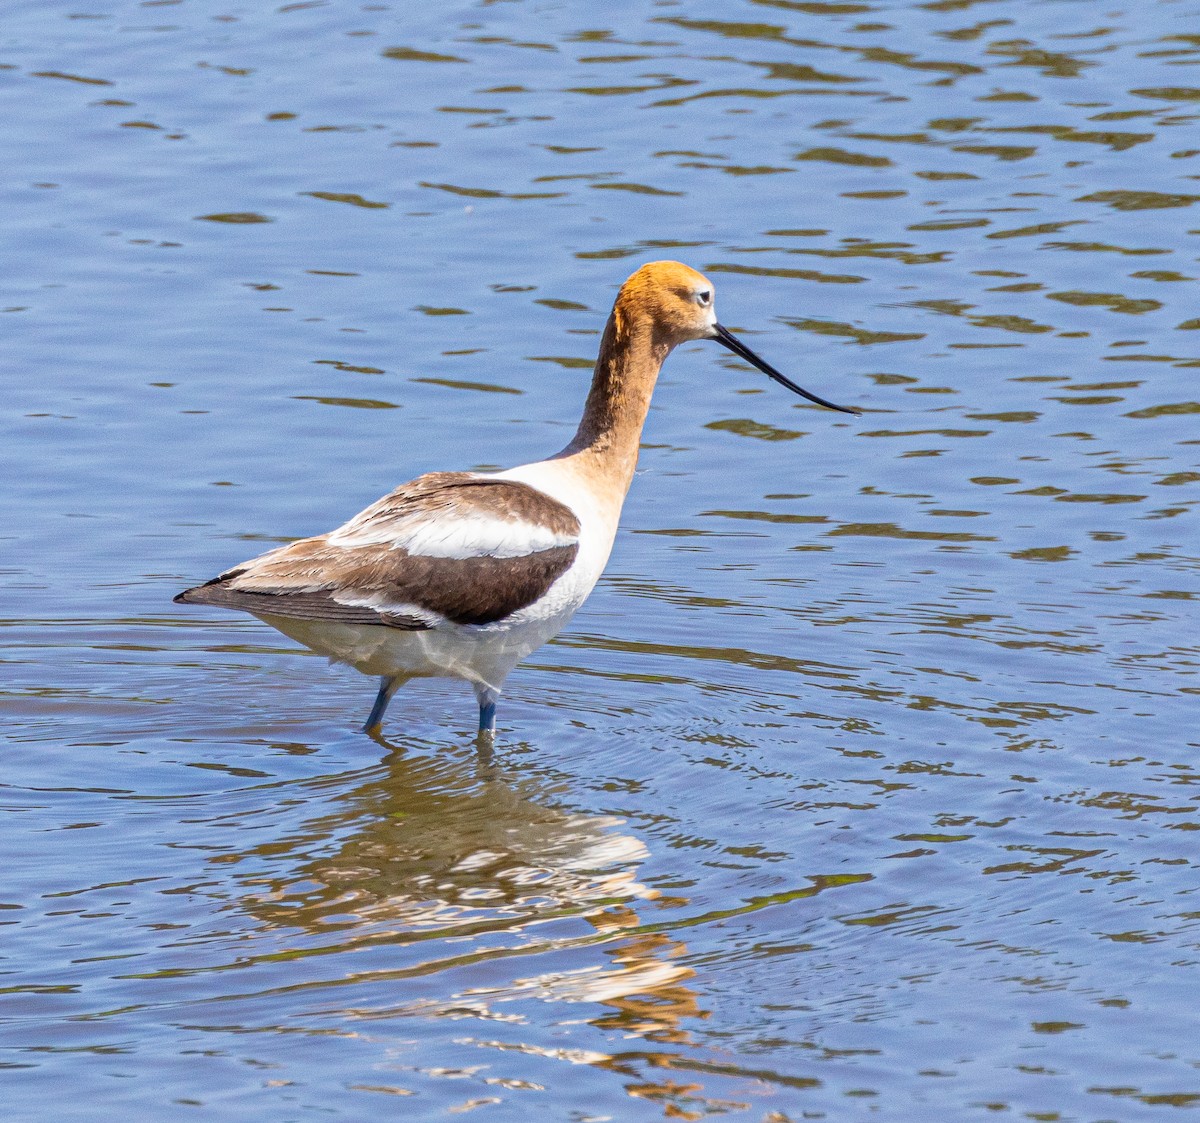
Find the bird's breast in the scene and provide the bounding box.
[486,458,623,625]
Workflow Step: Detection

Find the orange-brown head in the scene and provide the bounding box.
[613,260,859,415]
[611,260,717,345]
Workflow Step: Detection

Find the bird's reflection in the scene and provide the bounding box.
[237,735,701,1044]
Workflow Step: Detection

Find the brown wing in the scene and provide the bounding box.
[175,573,432,628]
[175,473,581,628]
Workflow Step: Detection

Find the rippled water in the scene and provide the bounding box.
[4,0,1199,1118]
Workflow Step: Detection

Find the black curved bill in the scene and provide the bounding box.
[713,323,859,415]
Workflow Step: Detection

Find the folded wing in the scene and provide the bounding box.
[175,472,581,629]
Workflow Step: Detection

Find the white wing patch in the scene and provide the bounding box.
[400,514,575,559]
[328,511,577,559]
[331,591,443,626]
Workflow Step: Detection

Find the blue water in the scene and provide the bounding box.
[3,0,1199,1118]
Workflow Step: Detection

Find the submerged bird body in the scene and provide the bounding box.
[176,261,856,734]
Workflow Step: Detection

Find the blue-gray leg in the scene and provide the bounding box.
[474,683,500,735]
[365,675,404,735]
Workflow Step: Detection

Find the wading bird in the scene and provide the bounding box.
[176,261,858,736]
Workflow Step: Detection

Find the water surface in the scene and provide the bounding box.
[3,0,1199,1118]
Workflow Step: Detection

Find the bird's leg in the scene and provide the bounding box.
[364,675,404,736]
[473,683,500,737]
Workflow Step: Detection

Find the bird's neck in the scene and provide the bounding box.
[559,312,672,497]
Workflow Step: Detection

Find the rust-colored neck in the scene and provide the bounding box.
[559,310,673,496]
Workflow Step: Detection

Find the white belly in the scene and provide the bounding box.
[256,607,569,693]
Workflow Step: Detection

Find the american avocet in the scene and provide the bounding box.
[176,261,858,736]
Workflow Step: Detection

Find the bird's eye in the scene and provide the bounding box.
[697,290,712,306]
